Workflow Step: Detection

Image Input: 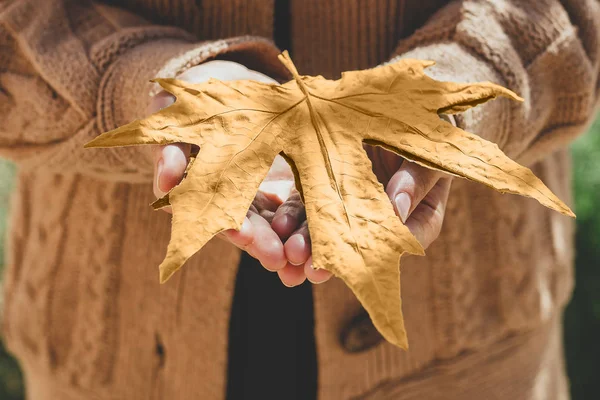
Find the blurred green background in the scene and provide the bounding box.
[0,118,598,399]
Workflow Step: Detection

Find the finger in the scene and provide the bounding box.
[219,216,254,249]
[405,178,452,249]
[364,143,404,185]
[249,191,284,224]
[147,91,176,115]
[385,161,445,224]
[149,90,182,215]
[238,212,287,272]
[252,191,282,213]
[153,144,191,199]
[283,221,311,266]
[304,256,333,284]
[277,263,307,287]
[271,190,306,240]
[259,210,276,224]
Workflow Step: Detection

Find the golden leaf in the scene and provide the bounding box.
[85,51,574,349]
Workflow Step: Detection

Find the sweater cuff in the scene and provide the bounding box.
[92,35,289,179]
[98,35,289,133]
[388,42,516,157]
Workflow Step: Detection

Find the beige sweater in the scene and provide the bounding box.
[1,0,599,399]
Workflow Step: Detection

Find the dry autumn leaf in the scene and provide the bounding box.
[85,51,574,349]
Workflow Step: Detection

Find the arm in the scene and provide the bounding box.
[390,0,600,165]
[368,0,599,274]
[0,0,288,182]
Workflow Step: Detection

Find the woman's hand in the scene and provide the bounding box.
[269,117,456,286]
[149,60,453,287]
[149,61,330,286]
[270,145,454,286]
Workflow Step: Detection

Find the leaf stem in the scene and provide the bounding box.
[278,51,309,96]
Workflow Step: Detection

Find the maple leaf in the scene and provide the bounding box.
[85,51,574,349]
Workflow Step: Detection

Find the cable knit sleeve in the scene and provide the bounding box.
[390,0,600,166]
[0,0,288,182]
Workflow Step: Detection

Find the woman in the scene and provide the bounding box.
[0,0,598,399]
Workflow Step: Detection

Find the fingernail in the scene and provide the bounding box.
[394,192,411,223]
[240,218,252,234]
[156,158,165,193]
[308,261,316,270]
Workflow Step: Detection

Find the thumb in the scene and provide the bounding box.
[147,90,176,115]
[153,144,191,200]
[385,161,444,223]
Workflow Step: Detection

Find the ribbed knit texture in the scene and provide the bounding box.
[0,0,599,399]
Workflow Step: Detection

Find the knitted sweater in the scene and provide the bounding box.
[0,0,598,399]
